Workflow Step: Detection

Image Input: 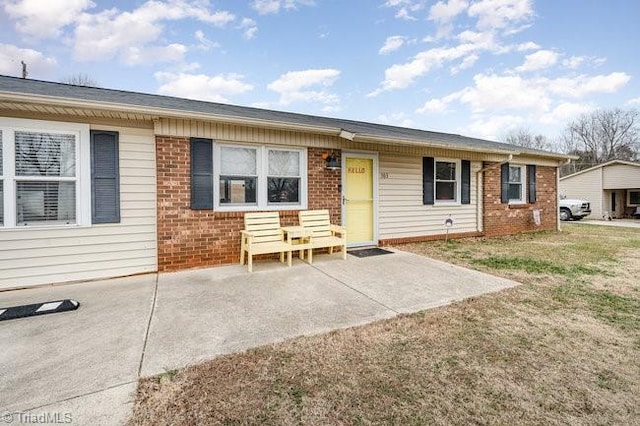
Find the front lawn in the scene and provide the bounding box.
[128,224,640,425]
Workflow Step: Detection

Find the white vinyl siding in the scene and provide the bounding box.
[602,164,640,189]
[0,123,156,289]
[559,167,604,218]
[378,153,479,240]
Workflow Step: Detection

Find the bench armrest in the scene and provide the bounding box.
[241,230,254,242]
[330,224,346,236]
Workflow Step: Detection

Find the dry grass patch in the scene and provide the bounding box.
[128,224,640,425]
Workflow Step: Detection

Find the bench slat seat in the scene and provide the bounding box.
[240,212,292,272]
[298,210,347,262]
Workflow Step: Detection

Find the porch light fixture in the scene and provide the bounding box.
[324,151,341,170]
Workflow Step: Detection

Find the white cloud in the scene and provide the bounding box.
[378,112,414,127]
[516,41,540,51]
[417,70,630,139]
[467,0,534,31]
[545,72,631,98]
[4,0,94,39]
[627,97,640,106]
[384,0,426,21]
[251,0,314,15]
[120,43,187,66]
[379,36,407,55]
[0,43,57,76]
[238,18,258,40]
[416,98,449,114]
[194,30,220,51]
[451,53,479,74]
[515,49,559,72]
[73,0,235,62]
[369,42,485,95]
[465,114,525,140]
[539,102,595,125]
[428,0,468,23]
[267,69,341,106]
[562,56,585,69]
[155,72,253,102]
[562,55,607,70]
[455,73,550,113]
[441,72,630,115]
[395,8,418,20]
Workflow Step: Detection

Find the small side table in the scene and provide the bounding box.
[281,226,313,264]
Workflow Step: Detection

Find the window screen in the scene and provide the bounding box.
[220,146,257,205]
[268,150,301,204]
[14,131,77,225]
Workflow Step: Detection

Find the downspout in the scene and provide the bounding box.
[476,154,514,234]
[558,158,572,231]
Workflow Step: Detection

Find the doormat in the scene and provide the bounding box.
[348,248,394,258]
[0,299,80,322]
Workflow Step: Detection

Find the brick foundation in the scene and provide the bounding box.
[379,231,483,246]
[156,136,341,271]
[482,163,557,237]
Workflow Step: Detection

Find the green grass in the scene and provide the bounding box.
[553,284,640,331]
[471,256,606,277]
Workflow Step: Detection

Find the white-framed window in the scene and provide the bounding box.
[628,190,640,206]
[214,143,307,211]
[219,145,258,206]
[267,148,302,206]
[0,118,91,228]
[507,164,526,203]
[435,159,460,203]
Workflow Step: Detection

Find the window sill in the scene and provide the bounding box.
[508,203,531,209]
[433,201,462,207]
[0,223,90,231]
[214,204,307,213]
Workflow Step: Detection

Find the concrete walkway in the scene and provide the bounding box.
[1,249,518,425]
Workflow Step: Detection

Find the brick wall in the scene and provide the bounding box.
[156,136,341,271]
[483,163,557,237]
[379,231,483,246]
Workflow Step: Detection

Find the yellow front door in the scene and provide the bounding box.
[343,155,375,246]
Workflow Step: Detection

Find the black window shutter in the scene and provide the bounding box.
[461,160,471,204]
[190,138,213,209]
[500,162,509,204]
[91,131,120,224]
[423,157,435,205]
[527,164,537,203]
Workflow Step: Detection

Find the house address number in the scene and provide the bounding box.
[380,172,389,179]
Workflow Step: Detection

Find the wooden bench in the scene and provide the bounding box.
[298,210,347,263]
[240,212,292,272]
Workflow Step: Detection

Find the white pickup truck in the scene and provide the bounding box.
[559,198,591,221]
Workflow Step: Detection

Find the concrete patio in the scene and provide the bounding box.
[0,249,519,425]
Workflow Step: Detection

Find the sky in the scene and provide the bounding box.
[1,0,639,143]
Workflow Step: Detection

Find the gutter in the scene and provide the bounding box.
[347,133,520,156]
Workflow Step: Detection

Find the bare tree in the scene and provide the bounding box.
[60,73,99,87]
[564,108,639,165]
[501,127,551,151]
